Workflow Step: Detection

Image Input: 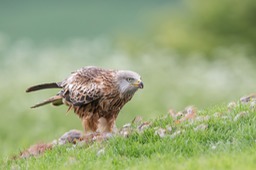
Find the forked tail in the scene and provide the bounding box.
[30,95,63,108]
[26,82,63,108]
[26,82,61,93]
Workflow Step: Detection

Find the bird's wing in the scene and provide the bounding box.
[61,67,114,106]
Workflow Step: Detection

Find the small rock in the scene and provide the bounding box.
[122,123,131,128]
[120,130,130,137]
[169,109,177,119]
[58,129,83,145]
[51,139,58,147]
[119,127,132,137]
[166,125,172,133]
[176,111,184,117]
[233,111,249,121]
[250,100,256,110]
[154,128,166,138]
[119,123,132,137]
[96,148,105,157]
[137,122,152,132]
[91,132,113,142]
[186,106,197,115]
[228,101,237,111]
[194,124,208,131]
[176,106,197,123]
[132,116,143,125]
[240,93,256,104]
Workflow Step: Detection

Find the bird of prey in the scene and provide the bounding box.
[26,66,144,133]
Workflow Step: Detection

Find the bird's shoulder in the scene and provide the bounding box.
[60,66,119,106]
[77,66,117,84]
[62,66,116,86]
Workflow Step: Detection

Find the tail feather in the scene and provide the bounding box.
[31,95,63,108]
[26,82,61,92]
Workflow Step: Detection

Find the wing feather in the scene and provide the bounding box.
[60,67,115,106]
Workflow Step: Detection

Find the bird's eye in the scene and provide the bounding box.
[126,78,134,82]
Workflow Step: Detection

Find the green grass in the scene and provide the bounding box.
[2,101,256,170]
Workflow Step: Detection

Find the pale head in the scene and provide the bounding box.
[116,70,143,95]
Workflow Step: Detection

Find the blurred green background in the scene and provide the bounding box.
[0,0,256,157]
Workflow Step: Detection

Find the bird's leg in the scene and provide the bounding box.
[95,117,116,140]
[97,117,111,133]
[97,117,117,133]
[99,117,117,134]
[82,116,98,135]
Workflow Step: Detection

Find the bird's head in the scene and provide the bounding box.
[116,70,144,95]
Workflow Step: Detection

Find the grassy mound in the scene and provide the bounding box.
[2,95,256,170]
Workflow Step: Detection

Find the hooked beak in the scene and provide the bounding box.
[133,80,144,89]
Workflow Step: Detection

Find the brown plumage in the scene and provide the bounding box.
[26,66,143,133]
